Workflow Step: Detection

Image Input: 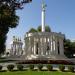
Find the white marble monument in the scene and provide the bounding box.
[24,0,66,60]
[10,36,23,56]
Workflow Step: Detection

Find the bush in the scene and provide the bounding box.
[7,64,14,71]
[0,65,2,71]
[29,64,34,70]
[47,64,53,71]
[68,65,74,72]
[38,64,43,71]
[17,64,24,71]
[59,65,65,71]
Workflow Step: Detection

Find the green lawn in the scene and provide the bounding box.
[0,71,75,75]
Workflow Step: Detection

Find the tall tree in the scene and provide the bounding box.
[0,0,32,55]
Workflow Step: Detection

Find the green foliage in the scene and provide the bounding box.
[28,28,37,33]
[68,65,74,72]
[59,65,65,71]
[64,38,75,58]
[7,64,14,71]
[29,64,34,70]
[0,0,32,55]
[37,25,51,32]
[46,64,53,71]
[28,25,51,33]
[0,65,2,71]
[17,64,24,71]
[37,26,41,32]
[0,3,19,55]
[37,64,43,71]
[45,25,51,32]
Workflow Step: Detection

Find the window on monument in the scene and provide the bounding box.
[36,43,38,54]
[58,42,60,54]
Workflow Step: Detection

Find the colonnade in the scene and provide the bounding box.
[10,37,23,56]
[25,33,64,56]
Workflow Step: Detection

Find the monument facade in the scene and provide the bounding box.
[10,36,23,56]
[24,0,66,60]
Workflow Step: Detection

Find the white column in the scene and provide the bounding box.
[34,38,36,55]
[38,37,41,55]
[10,44,13,55]
[25,38,27,55]
[47,38,49,55]
[40,38,43,55]
[59,38,64,55]
[51,36,53,54]
[55,37,58,55]
[42,9,45,32]
[14,44,16,55]
[26,38,29,56]
[41,0,46,32]
[53,40,56,55]
[27,37,30,55]
[17,44,19,55]
[51,36,54,55]
[52,35,56,55]
[31,37,33,55]
[43,37,46,55]
[41,37,46,55]
[49,37,51,55]
[45,37,47,55]
[29,37,32,55]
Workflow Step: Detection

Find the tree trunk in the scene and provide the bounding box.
[0,26,9,55]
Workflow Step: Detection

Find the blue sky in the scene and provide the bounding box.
[6,0,75,49]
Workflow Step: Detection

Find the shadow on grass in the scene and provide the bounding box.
[0,70,7,72]
[58,70,75,73]
[33,69,57,72]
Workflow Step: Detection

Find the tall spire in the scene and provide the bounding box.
[41,0,46,32]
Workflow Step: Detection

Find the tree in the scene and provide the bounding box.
[64,39,72,57]
[37,26,41,32]
[64,38,75,58]
[37,25,51,32]
[0,0,32,55]
[28,25,51,33]
[28,28,37,33]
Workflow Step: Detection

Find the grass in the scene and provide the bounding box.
[0,71,75,75]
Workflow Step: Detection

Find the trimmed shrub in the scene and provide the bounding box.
[7,64,14,71]
[17,64,24,71]
[29,64,34,70]
[68,65,74,72]
[59,65,65,71]
[47,64,53,71]
[0,65,2,71]
[38,64,43,71]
